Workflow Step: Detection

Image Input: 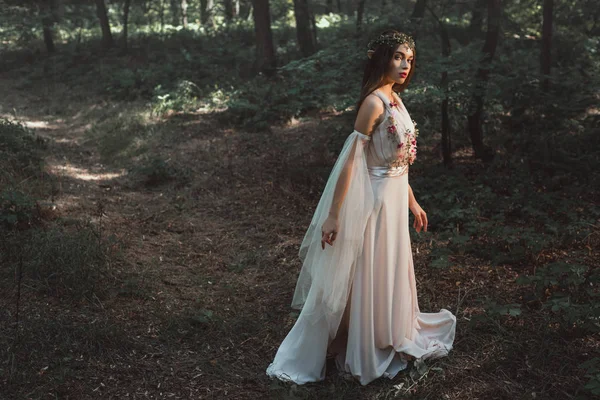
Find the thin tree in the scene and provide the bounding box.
[356,0,366,31]
[427,3,452,166]
[182,0,188,27]
[122,0,132,49]
[294,0,317,56]
[541,0,553,91]
[41,0,58,53]
[224,0,234,21]
[252,0,276,76]
[468,0,486,41]
[94,0,113,49]
[467,0,501,162]
[170,0,179,25]
[159,0,165,33]
[325,0,332,13]
[201,0,214,26]
[410,0,427,40]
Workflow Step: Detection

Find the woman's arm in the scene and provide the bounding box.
[327,95,384,219]
[321,95,384,248]
[408,183,428,232]
[408,183,417,210]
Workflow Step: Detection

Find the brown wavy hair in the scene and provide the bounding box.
[356,29,416,112]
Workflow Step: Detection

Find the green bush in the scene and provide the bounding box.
[0,189,38,229]
[0,117,46,181]
[151,79,203,115]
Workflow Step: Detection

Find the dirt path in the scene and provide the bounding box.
[1,74,340,399]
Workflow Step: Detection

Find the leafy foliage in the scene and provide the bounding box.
[0,117,46,179]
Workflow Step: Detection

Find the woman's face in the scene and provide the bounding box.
[385,43,414,85]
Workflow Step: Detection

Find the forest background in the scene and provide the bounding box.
[0,0,599,399]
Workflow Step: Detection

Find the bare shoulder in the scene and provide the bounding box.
[354,93,385,136]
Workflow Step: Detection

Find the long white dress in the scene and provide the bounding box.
[266,89,456,386]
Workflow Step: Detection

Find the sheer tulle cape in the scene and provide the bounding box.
[291,130,374,339]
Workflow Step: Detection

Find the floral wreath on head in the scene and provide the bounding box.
[367,32,415,59]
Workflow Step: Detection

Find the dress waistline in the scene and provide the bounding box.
[367,165,408,178]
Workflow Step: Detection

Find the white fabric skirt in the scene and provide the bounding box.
[267,171,456,385]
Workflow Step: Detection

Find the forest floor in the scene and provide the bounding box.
[0,68,595,400]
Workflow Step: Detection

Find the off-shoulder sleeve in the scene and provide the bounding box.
[291,129,374,339]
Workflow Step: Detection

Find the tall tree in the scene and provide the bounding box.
[467,0,501,162]
[541,0,554,91]
[94,0,113,49]
[122,0,132,49]
[325,0,332,13]
[159,0,165,34]
[41,0,58,54]
[428,4,452,166]
[170,0,180,25]
[410,0,427,40]
[182,0,188,27]
[468,0,487,41]
[294,0,317,57]
[252,0,276,76]
[224,0,234,21]
[200,0,214,26]
[356,0,366,31]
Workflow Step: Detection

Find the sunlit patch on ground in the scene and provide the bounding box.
[49,162,126,181]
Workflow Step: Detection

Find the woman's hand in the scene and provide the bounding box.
[321,216,339,249]
[410,202,428,233]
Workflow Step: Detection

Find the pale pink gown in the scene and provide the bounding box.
[266,89,456,385]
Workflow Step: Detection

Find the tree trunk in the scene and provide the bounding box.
[95,0,113,49]
[410,0,427,40]
[467,0,501,162]
[170,0,180,26]
[468,0,486,41]
[224,0,234,21]
[201,0,214,26]
[541,0,553,91]
[411,0,426,21]
[427,3,452,166]
[159,0,165,34]
[309,4,318,49]
[41,0,57,54]
[181,0,188,27]
[252,0,276,76]
[439,17,452,166]
[325,0,332,13]
[294,0,316,57]
[122,0,131,49]
[356,0,366,31]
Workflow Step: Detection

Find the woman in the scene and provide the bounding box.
[266,30,457,386]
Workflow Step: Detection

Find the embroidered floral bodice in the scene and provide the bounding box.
[364,89,418,170]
